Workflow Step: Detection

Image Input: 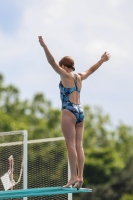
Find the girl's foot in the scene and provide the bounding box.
[73,180,83,190]
[63,178,79,188]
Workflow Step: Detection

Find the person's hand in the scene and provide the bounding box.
[38,36,45,47]
[101,52,111,62]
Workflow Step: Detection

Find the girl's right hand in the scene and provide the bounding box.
[101,52,111,62]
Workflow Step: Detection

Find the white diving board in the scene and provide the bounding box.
[0,186,92,199]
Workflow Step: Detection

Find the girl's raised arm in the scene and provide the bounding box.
[38,36,67,76]
[78,52,110,80]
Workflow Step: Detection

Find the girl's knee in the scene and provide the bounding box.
[66,141,76,149]
[76,145,83,150]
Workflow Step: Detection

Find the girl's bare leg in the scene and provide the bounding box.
[75,121,84,182]
[61,109,79,186]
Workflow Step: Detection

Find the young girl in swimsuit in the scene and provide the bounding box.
[38,36,110,189]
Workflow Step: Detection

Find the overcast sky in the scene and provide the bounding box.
[0,0,133,127]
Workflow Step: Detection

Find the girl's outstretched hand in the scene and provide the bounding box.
[38,36,45,47]
[101,52,111,62]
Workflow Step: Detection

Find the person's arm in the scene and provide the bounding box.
[38,36,66,76]
[78,52,110,80]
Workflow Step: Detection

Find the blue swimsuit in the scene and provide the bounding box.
[59,75,84,123]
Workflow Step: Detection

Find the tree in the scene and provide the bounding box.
[1,73,133,200]
[74,106,133,200]
[0,73,62,140]
[120,194,133,200]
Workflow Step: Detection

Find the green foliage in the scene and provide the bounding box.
[120,194,133,200]
[28,141,67,188]
[75,105,133,200]
[84,146,124,184]
[79,156,133,200]
[1,73,133,200]
[0,73,62,139]
[83,105,112,149]
[115,124,133,164]
[83,106,126,185]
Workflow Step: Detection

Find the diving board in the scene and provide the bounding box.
[0,187,92,199]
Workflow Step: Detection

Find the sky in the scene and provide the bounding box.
[0,0,133,127]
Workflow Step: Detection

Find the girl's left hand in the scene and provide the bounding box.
[38,36,45,47]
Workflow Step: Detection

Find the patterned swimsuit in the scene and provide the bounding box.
[59,75,84,123]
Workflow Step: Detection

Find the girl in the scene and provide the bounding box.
[38,36,110,189]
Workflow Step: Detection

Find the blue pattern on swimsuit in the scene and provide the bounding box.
[59,75,84,123]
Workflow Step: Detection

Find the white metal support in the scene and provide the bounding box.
[68,161,72,200]
[23,130,28,200]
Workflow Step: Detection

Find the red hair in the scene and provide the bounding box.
[59,56,75,71]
